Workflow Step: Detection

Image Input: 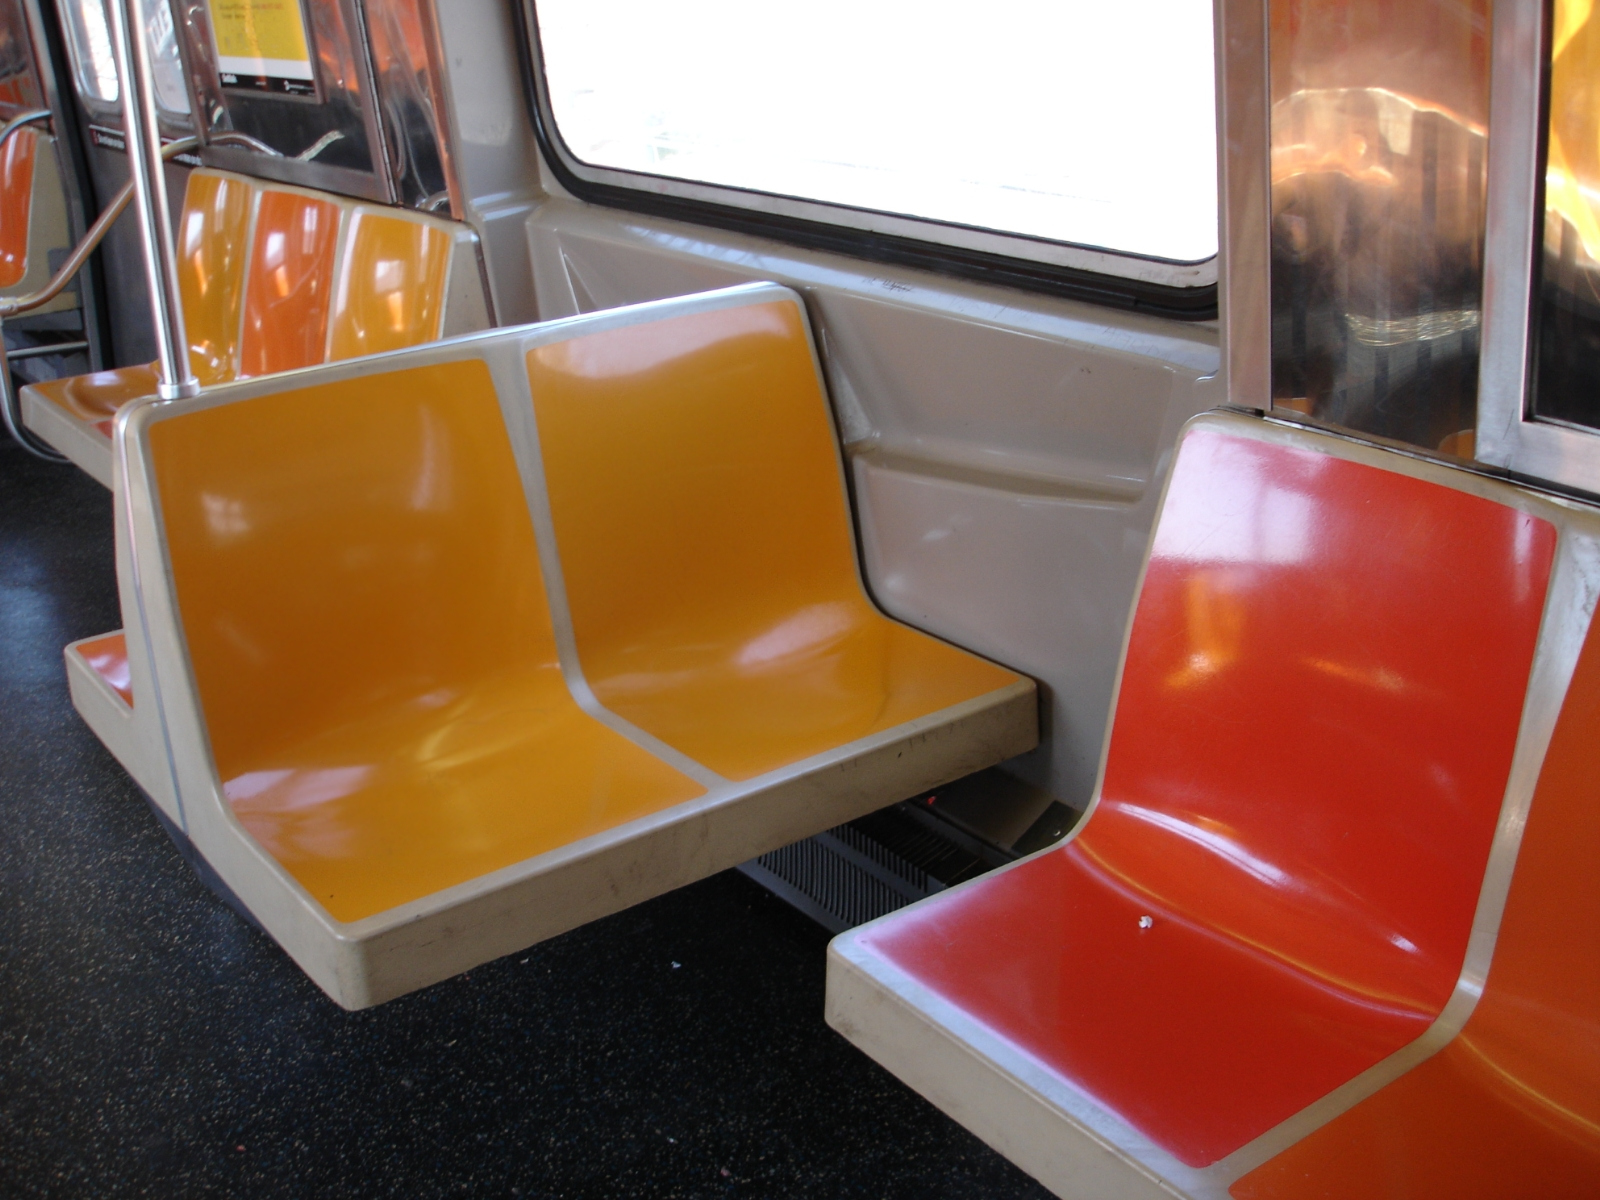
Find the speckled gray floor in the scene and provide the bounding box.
[0,435,1052,1199]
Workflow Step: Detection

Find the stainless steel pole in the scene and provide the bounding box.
[107,0,198,400]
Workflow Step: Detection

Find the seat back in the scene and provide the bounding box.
[528,298,1018,781]
[1090,425,1555,1013]
[149,359,552,777]
[171,168,489,386]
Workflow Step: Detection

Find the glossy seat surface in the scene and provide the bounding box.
[0,123,36,289]
[239,189,340,377]
[99,283,1033,1007]
[1230,607,1600,1198]
[150,360,701,922]
[330,208,453,360]
[529,300,1021,782]
[851,425,1556,1168]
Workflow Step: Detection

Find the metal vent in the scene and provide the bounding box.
[738,821,944,934]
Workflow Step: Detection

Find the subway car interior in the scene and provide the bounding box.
[2,0,1596,1194]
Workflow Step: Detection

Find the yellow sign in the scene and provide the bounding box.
[211,0,315,94]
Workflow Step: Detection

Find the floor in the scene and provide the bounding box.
[0,435,1051,1199]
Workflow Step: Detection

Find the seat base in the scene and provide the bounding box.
[64,632,168,796]
[23,385,114,487]
[284,678,1034,1008]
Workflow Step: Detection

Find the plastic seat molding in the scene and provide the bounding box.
[824,409,1600,1200]
[19,168,492,488]
[101,282,1036,1009]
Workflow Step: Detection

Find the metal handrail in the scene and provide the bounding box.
[0,108,52,156]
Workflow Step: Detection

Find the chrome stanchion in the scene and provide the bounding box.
[107,0,198,401]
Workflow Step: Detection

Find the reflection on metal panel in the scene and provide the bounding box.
[175,0,455,211]
[1533,0,1600,434]
[365,0,451,212]
[1269,0,1490,456]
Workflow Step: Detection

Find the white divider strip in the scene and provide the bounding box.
[481,336,728,792]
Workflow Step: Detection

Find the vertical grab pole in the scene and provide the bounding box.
[107,0,198,400]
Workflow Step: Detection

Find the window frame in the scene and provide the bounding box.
[55,0,192,125]
[1477,0,1600,494]
[517,0,1219,319]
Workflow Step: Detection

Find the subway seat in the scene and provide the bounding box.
[1,123,76,313]
[826,411,1600,1200]
[20,167,490,487]
[76,283,1035,1009]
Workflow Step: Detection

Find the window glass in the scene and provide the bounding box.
[58,0,191,116]
[1532,0,1600,433]
[533,0,1217,264]
[59,0,117,102]
[1268,0,1490,457]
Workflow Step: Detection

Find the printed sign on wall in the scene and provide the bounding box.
[210,0,316,96]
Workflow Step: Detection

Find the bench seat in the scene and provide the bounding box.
[99,282,1034,1007]
[826,411,1600,1199]
[21,168,490,486]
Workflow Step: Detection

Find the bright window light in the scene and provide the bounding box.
[535,0,1217,264]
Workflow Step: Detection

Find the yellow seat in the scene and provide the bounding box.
[20,168,490,487]
[150,361,701,923]
[529,298,1021,783]
[97,282,1034,1008]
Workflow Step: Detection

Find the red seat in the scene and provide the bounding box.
[828,412,1574,1191]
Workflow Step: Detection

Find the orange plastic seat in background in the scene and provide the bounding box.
[238,189,340,377]
[24,170,253,430]
[0,123,37,289]
[19,168,490,487]
[177,171,253,384]
[329,208,452,361]
[148,360,702,922]
[529,300,1022,782]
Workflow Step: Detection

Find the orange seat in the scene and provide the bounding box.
[0,122,74,313]
[0,122,37,290]
[827,410,1599,1198]
[91,283,1034,1008]
[19,168,490,487]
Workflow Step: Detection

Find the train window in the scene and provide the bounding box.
[1268,0,1489,457]
[58,0,191,116]
[1531,0,1600,434]
[59,0,116,102]
[527,0,1217,295]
